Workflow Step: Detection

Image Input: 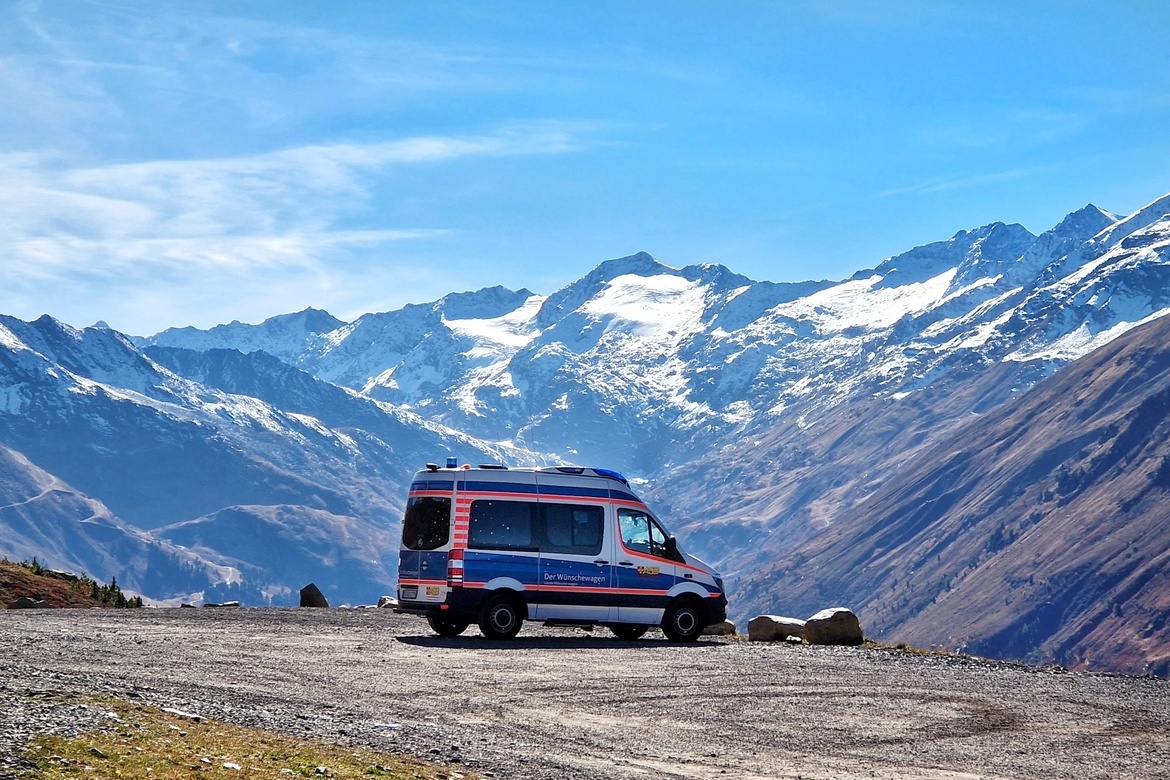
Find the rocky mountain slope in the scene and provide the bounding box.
[734,312,1170,676]
[0,443,231,601]
[5,190,1170,673]
[0,315,511,605]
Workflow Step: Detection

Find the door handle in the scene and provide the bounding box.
[619,561,634,566]
[594,560,609,565]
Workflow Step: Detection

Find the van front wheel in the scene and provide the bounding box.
[662,599,704,642]
[479,594,523,639]
[427,616,469,637]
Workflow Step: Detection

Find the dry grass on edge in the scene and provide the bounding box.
[19,698,473,780]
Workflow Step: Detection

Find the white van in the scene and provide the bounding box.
[397,462,728,641]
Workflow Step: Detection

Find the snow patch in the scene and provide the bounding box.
[767,270,957,333]
[444,294,544,352]
[0,384,27,414]
[582,274,706,338]
[1006,309,1170,362]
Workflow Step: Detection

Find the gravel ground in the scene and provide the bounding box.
[2,607,1169,780]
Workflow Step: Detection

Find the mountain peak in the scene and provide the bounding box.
[863,221,1037,287]
[436,285,536,321]
[532,252,673,328]
[1044,204,1119,243]
[284,308,347,334]
[591,251,670,281]
[142,307,347,363]
[681,262,756,289]
[1091,191,1170,249]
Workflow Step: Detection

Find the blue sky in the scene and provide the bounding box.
[2,0,1169,335]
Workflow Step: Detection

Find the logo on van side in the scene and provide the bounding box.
[636,566,660,576]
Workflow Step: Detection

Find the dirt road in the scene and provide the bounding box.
[2,608,1168,779]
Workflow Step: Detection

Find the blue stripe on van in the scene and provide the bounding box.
[410,479,454,492]
[463,550,540,586]
[460,480,540,494]
[608,489,643,503]
[537,484,611,499]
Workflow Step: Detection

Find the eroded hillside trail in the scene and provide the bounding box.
[2,609,1168,779]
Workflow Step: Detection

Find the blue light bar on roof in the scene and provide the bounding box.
[592,468,629,485]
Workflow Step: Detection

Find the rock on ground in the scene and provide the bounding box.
[803,607,864,645]
[748,614,806,642]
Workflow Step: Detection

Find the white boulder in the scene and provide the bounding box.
[803,607,864,645]
[747,614,806,642]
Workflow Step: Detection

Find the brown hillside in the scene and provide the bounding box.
[0,560,114,608]
[734,312,1170,677]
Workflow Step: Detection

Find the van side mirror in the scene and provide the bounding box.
[665,536,684,563]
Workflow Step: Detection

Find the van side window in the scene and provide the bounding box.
[618,508,669,558]
[542,503,603,555]
[402,496,451,551]
[469,500,537,551]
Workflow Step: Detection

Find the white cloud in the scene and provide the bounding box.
[0,122,582,277]
[0,122,589,333]
[872,167,1043,199]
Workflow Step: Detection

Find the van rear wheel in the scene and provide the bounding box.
[609,625,649,641]
[479,594,523,639]
[427,616,469,637]
[662,599,705,642]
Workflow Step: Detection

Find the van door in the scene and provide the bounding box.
[533,501,613,621]
[398,486,454,603]
[532,472,613,622]
[613,507,678,625]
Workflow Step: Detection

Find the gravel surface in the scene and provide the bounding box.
[2,607,1169,779]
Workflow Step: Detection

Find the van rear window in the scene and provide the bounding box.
[469,500,537,551]
[468,500,602,555]
[402,496,451,550]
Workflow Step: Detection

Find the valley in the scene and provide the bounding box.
[3,190,1170,675]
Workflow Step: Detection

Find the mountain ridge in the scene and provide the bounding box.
[732,312,1170,676]
[5,190,1170,673]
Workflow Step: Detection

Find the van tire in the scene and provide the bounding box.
[479,594,523,639]
[662,598,705,642]
[427,616,469,637]
[609,625,649,641]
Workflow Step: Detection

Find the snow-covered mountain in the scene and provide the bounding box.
[141,194,1170,477]
[0,314,514,604]
[9,189,1170,673]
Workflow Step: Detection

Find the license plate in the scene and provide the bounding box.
[400,586,418,600]
[425,586,441,597]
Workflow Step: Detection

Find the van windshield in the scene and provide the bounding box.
[402,496,451,550]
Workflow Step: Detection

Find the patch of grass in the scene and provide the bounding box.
[864,638,949,656]
[19,698,471,780]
